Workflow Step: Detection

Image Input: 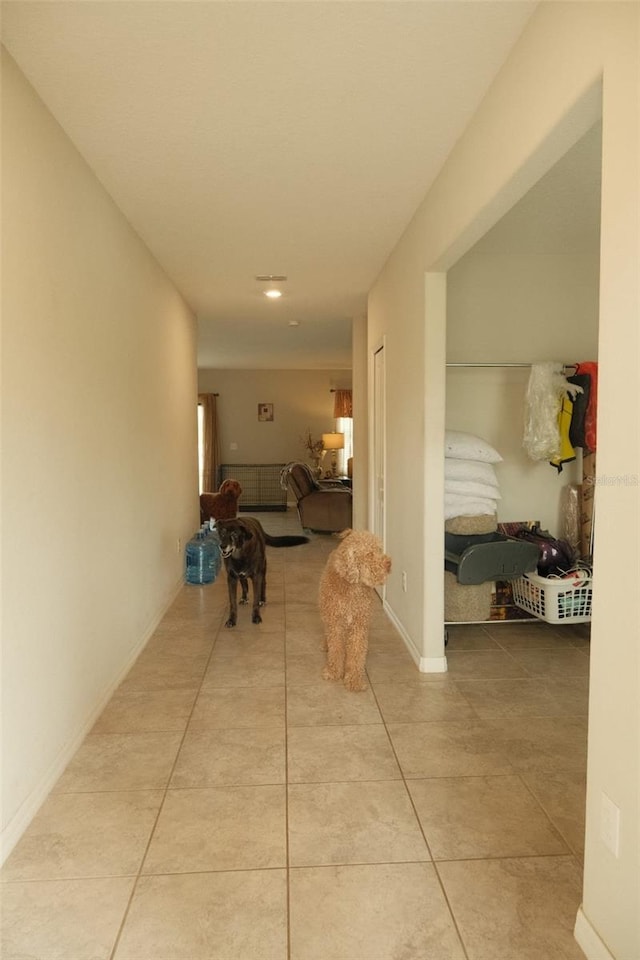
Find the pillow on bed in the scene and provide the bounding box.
[445,431,502,463]
[445,479,501,500]
[444,458,499,486]
[444,496,498,521]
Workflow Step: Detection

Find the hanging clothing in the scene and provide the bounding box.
[523,362,583,462]
[574,361,598,452]
[550,394,577,473]
[566,373,591,448]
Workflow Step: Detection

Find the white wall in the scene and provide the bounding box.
[1,51,199,859]
[368,4,639,958]
[197,368,350,469]
[446,250,600,533]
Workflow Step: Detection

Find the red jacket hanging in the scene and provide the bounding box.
[575,361,598,453]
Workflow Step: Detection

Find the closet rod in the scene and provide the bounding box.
[446,362,530,367]
[446,362,576,370]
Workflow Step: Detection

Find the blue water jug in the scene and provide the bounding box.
[185,531,216,584]
[185,523,222,584]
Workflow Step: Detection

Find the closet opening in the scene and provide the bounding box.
[444,119,602,630]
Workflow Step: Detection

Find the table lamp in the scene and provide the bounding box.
[322,432,344,477]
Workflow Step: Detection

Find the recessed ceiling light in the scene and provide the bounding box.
[256,274,287,300]
[288,320,300,326]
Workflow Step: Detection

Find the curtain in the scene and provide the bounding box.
[333,389,352,418]
[199,393,220,492]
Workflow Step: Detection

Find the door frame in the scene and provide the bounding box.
[369,337,386,595]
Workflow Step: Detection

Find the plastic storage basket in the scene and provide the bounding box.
[511,571,592,624]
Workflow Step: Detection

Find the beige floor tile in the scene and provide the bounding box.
[170,724,285,787]
[284,587,321,605]
[118,651,209,693]
[368,610,401,632]
[373,680,477,723]
[284,597,324,614]
[544,677,590,716]
[1,877,134,960]
[454,677,568,719]
[508,646,591,677]
[445,649,530,679]
[219,609,286,634]
[263,582,286,602]
[408,775,569,860]
[387,720,514,779]
[52,732,183,793]
[144,628,216,659]
[92,688,198,734]
[365,650,439,683]
[284,569,324,589]
[284,563,325,586]
[142,785,286,873]
[163,602,226,627]
[287,724,400,783]
[365,630,408,654]
[562,623,591,646]
[288,780,428,866]
[202,650,285,687]
[484,717,588,776]
[188,685,286,729]
[286,680,382,726]
[289,862,466,960]
[6,512,590,960]
[285,604,326,640]
[285,628,326,655]
[114,870,287,960]
[438,856,585,959]
[521,770,587,855]
[169,580,227,610]
[212,630,285,658]
[285,650,328,686]
[485,621,572,648]
[445,624,498,650]
[1,791,162,881]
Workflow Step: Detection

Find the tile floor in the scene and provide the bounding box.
[1,511,590,959]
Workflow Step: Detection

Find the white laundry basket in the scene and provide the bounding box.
[511,571,592,624]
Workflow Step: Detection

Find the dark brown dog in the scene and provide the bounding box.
[216,517,308,627]
[200,479,243,523]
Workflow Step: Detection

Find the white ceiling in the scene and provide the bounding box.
[2,1,547,369]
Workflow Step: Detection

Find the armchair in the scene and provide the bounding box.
[281,462,352,533]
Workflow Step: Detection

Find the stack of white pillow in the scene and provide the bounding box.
[444,431,503,521]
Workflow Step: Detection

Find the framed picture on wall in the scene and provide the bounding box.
[258,403,274,422]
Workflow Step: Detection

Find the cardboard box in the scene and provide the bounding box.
[580,451,596,559]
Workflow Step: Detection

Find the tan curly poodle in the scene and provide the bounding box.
[319,529,391,692]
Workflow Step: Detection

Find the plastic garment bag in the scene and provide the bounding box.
[523,361,583,461]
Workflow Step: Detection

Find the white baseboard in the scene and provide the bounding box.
[383,601,448,674]
[574,907,616,960]
[0,576,184,866]
[419,655,449,672]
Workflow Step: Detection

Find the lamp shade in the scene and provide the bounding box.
[322,432,344,451]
